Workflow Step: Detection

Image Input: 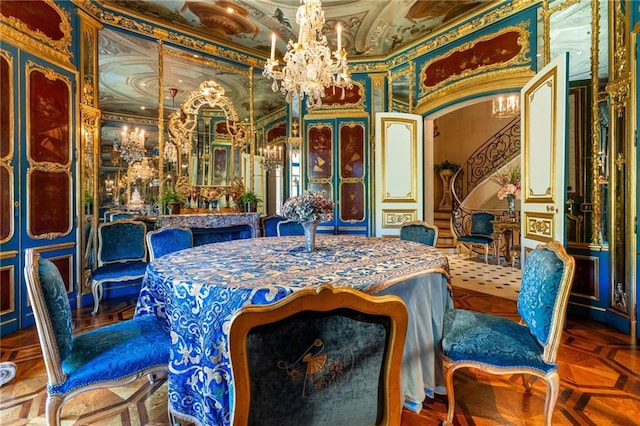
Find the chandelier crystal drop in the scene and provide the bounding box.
[114,126,146,164]
[262,0,352,108]
[491,95,520,119]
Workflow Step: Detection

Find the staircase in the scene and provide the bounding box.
[451,116,520,241]
[434,210,456,253]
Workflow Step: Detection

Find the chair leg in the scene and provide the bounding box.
[484,245,489,264]
[543,373,560,426]
[91,281,101,316]
[46,394,64,426]
[442,364,457,425]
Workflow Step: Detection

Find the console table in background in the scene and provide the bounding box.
[156,212,262,238]
[492,219,521,266]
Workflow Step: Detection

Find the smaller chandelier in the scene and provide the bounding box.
[492,95,520,119]
[128,157,157,182]
[263,0,351,108]
[114,126,146,164]
[164,140,178,165]
[261,144,283,172]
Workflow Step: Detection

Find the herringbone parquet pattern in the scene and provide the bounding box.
[1,286,638,425]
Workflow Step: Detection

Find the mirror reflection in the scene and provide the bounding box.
[98,122,159,216]
[167,80,248,203]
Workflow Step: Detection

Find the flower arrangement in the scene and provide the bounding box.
[281,190,334,223]
[491,165,521,200]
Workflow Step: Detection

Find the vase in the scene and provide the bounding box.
[507,195,516,217]
[301,220,319,252]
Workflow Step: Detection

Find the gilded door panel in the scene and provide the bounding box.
[1,50,14,244]
[0,47,18,336]
[27,63,71,166]
[338,121,366,224]
[27,168,72,238]
[340,182,365,222]
[521,54,567,255]
[375,113,423,237]
[308,124,333,179]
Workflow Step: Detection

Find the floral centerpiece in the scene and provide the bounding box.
[281,190,334,252]
[281,190,334,223]
[491,165,521,216]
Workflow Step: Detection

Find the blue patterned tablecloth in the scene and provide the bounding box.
[135,235,451,425]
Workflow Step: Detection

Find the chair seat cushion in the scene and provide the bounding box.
[91,261,148,282]
[457,235,493,244]
[51,315,169,395]
[442,309,556,374]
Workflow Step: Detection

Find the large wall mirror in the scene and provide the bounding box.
[389,67,412,113]
[167,80,247,194]
[547,0,609,247]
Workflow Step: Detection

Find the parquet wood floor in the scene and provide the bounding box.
[1,287,638,425]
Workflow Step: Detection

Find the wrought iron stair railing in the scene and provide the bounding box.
[451,116,520,241]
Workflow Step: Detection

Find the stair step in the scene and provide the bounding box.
[433,210,455,250]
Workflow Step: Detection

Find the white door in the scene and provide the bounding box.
[374,113,423,237]
[520,54,569,261]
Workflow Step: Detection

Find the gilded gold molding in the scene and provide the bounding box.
[606,75,631,118]
[541,0,581,64]
[587,0,602,246]
[524,212,554,242]
[256,110,287,129]
[382,210,417,228]
[26,167,73,240]
[80,105,101,130]
[310,80,367,112]
[25,61,73,169]
[162,46,251,77]
[0,164,15,245]
[380,118,418,203]
[419,24,531,97]
[388,0,533,69]
[101,112,157,127]
[612,0,627,79]
[416,66,533,114]
[0,0,72,65]
[0,49,14,163]
[0,251,18,260]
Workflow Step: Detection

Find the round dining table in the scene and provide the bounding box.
[135,234,452,426]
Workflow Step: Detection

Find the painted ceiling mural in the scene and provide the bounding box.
[102,0,491,59]
[96,0,494,121]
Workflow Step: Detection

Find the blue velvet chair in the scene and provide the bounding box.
[400,221,439,246]
[441,241,575,426]
[90,219,148,315]
[23,248,170,426]
[277,219,304,236]
[229,285,408,426]
[456,211,495,263]
[109,211,134,221]
[146,227,193,261]
[261,215,287,237]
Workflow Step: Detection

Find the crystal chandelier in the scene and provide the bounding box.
[491,95,520,119]
[127,157,157,182]
[114,126,146,164]
[263,0,351,108]
[260,144,283,172]
[164,140,178,165]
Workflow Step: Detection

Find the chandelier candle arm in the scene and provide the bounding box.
[270,33,276,62]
